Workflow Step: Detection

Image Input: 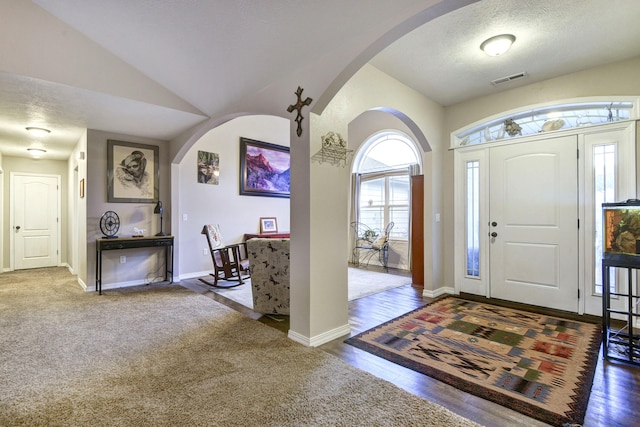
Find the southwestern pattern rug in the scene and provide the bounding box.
[345,296,601,427]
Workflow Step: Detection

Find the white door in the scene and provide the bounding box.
[13,174,60,270]
[489,135,578,312]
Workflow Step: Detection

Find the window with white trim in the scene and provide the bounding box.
[353,132,421,241]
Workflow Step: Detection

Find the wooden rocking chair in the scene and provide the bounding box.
[199,224,250,288]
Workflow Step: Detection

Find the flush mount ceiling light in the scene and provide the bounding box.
[25,127,51,138]
[27,147,47,157]
[480,34,516,56]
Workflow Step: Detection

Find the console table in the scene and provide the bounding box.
[96,236,174,295]
[244,232,290,240]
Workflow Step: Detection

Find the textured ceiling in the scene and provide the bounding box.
[371,0,640,106]
[0,0,638,160]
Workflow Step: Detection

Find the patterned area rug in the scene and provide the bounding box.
[345,296,601,427]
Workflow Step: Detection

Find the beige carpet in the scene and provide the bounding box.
[207,267,411,309]
[0,267,478,427]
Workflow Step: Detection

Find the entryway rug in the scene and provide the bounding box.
[345,296,601,427]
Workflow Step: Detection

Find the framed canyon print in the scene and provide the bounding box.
[239,137,290,198]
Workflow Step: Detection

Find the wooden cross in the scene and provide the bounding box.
[287,86,312,137]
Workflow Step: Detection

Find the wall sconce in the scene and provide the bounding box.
[480,34,516,56]
[154,201,166,236]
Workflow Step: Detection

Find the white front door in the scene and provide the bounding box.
[489,136,578,312]
[13,174,60,270]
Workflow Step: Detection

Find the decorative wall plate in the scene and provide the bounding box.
[542,119,565,132]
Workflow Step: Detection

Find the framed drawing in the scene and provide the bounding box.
[260,217,278,234]
[107,140,159,203]
[240,137,290,198]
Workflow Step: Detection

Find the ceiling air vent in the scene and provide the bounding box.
[491,72,528,85]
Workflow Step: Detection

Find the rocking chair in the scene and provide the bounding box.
[199,224,250,288]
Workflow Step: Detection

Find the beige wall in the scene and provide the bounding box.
[86,130,171,290]
[175,115,290,279]
[441,56,640,289]
[0,151,3,271]
[322,64,445,293]
[67,131,88,287]
[1,156,69,269]
[348,109,420,271]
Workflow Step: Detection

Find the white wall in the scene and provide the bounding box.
[176,115,290,279]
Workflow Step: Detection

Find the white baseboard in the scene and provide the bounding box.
[422,286,455,299]
[87,278,171,293]
[77,277,88,291]
[176,270,211,281]
[288,323,351,347]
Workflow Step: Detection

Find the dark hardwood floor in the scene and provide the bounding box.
[181,273,640,427]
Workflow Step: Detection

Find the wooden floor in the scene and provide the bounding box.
[181,274,640,427]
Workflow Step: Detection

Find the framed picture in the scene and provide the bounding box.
[240,137,290,198]
[197,150,219,185]
[260,217,278,234]
[107,140,159,203]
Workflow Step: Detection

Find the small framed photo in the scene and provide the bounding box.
[260,217,278,234]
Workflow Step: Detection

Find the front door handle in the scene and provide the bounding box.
[490,232,498,238]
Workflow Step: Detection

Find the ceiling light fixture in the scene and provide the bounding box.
[27,147,47,157]
[25,127,51,138]
[480,34,516,56]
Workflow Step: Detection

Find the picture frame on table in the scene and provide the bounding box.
[107,140,159,203]
[260,217,278,234]
[239,137,290,198]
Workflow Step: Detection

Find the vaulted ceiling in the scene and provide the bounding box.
[1,0,638,160]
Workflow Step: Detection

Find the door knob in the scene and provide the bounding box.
[491,221,498,227]
[490,232,498,237]
[15,225,21,231]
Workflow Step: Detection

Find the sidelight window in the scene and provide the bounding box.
[465,161,480,277]
[594,144,616,294]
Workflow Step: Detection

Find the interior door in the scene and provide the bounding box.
[13,174,60,270]
[489,135,578,312]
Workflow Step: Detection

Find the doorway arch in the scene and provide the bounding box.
[351,130,422,271]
